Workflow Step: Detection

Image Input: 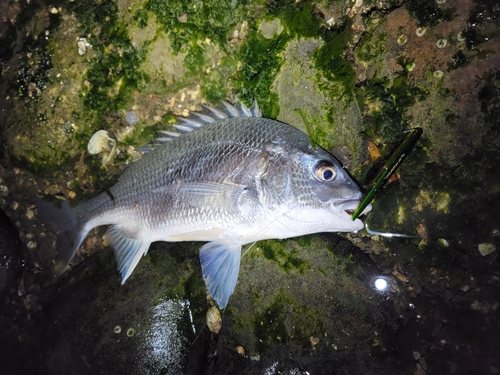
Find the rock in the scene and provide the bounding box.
[42,244,209,375]
[0,208,23,296]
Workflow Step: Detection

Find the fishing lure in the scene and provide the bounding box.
[351,127,423,221]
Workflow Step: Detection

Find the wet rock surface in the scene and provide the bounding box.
[42,247,209,375]
[1,0,499,374]
[0,208,23,296]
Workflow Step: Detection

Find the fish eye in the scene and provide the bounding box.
[314,161,337,182]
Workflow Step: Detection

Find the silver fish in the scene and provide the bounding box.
[37,102,370,308]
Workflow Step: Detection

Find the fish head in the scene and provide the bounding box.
[285,145,371,233]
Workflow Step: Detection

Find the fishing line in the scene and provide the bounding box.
[240,200,302,260]
[364,213,420,238]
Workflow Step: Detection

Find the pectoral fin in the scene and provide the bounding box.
[199,241,242,309]
[153,182,246,212]
[105,225,150,283]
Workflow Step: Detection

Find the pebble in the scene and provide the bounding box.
[478,243,496,256]
[236,345,245,355]
[206,306,222,334]
[0,185,9,197]
[310,336,320,347]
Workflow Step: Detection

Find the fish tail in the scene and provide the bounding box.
[35,199,88,276]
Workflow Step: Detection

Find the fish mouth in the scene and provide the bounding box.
[334,199,372,220]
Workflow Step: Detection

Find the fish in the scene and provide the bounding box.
[36,101,370,308]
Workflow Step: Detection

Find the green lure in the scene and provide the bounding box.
[351,128,423,221]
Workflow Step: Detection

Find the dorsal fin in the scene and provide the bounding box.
[133,100,261,155]
[154,100,262,144]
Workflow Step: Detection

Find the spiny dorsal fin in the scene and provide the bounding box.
[154,100,262,144]
[133,100,261,155]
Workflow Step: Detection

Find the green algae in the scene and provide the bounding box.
[240,290,325,352]
[5,0,152,172]
[357,73,428,142]
[146,0,245,51]
[313,21,356,100]
[295,107,335,150]
[267,0,323,39]
[237,1,357,118]
[201,66,229,103]
[256,239,310,274]
[356,31,388,63]
[133,8,149,29]
[234,26,285,117]
[77,13,149,114]
[143,0,248,102]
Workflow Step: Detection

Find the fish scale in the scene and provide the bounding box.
[36,103,370,308]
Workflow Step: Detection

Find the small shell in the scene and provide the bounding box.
[433,70,444,79]
[77,37,92,56]
[87,130,118,165]
[397,35,408,45]
[436,38,447,48]
[88,130,113,154]
[416,27,426,37]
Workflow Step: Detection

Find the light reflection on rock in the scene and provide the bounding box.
[138,297,194,374]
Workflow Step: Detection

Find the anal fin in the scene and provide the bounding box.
[105,226,150,284]
[199,241,242,309]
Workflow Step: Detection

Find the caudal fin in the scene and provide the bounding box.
[35,199,87,276]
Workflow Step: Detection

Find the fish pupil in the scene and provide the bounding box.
[314,161,337,182]
[323,170,334,180]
